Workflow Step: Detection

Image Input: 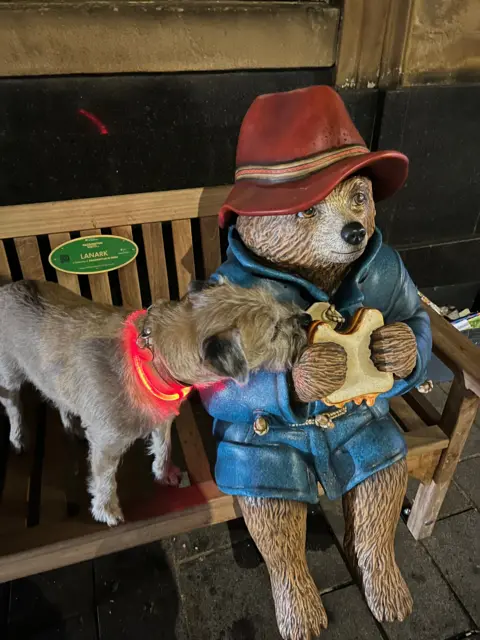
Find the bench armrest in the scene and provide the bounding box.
[424,303,480,397]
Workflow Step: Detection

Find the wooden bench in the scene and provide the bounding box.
[0,187,479,582]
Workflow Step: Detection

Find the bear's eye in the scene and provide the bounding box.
[297,207,316,219]
[353,192,367,206]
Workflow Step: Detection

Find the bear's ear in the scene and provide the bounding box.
[201,329,248,384]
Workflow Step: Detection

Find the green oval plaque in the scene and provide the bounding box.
[49,235,138,275]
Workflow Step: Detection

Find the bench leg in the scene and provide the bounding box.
[407,376,479,540]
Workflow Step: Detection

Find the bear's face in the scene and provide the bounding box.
[236,176,376,291]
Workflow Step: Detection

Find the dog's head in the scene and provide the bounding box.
[145,277,309,386]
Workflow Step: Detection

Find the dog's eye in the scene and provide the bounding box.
[297,207,316,219]
[353,192,367,206]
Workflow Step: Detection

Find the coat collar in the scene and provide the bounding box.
[226,226,383,309]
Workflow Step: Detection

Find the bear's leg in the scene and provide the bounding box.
[342,458,412,622]
[239,496,327,640]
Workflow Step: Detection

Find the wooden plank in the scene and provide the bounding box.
[0,481,240,582]
[80,230,112,305]
[111,225,142,309]
[174,401,212,485]
[407,376,480,539]
[0,186,231,240]
[172,219,195,298]
[39,407,68,524]
[404,425,449,458]
[0,388,42,533]
[142,222,170,302]
[407,451,442,484]
[200,216,222,278]
[390,396,430,432]
[426,303,480,397]
[14,236,45,280]
[403,388,441,426]
[0,240,11,279]
[48,233,80,294]
[0,2,339,77]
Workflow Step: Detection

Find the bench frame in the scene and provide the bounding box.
[0,187,479,582]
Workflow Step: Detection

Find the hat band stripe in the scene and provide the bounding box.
[235,145,369,183]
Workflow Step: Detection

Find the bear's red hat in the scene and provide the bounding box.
[219,85,408,227]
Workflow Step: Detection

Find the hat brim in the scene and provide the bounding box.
[219,150,408,227]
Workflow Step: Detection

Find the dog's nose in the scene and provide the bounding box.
[297,313,313,328]
[341,222,366,246]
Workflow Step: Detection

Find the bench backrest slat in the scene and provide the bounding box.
[112,225,143,309]
[200,217,222,277]
[142,222,170,302]
[15,236,45,280]
[0,240,11,279]
[48,232,81,295]
[0,186,230,240]
[80,228,113,305]
[172,219,196,298]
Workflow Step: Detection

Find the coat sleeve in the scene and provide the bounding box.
[374,248,432,398]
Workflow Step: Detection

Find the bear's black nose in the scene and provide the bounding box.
[341,222,366,246]
[297,313,313,328]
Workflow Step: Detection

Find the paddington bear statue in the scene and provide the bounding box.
[200,86,432,640]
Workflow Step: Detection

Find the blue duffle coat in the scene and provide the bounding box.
[200,227,432,502]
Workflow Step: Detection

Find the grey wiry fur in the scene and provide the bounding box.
[0,278,307,526]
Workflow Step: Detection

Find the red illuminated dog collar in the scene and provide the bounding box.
[123,310,192,403]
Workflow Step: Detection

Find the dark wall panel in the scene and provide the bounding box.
[0,70,339,206]
[377,85,480,246]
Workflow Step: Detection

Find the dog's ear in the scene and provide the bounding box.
[202,329,249,384]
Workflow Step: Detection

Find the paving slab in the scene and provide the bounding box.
[381,521,472,640]
[423,510,480,627]
[407,477,473,519]
[94,541,188,640]
[9,613,98,640]
[320,495,472,640]
[178,519,351,640]
[172,517,252,564]
[454,458,480,510]
[320,585,383,640]
[461,421,480,460]
[9,560,94,636]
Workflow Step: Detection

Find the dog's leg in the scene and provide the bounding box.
[239,496,327,640]
[149,420,181,486]
[0,384,24,453]
[343,458,412,622]
[59,407,84,440]
[87,436,131,526]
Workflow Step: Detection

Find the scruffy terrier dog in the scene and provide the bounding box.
[0,277,308,525]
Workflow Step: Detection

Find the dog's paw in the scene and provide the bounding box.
[363,563,413,623]
[91,499,125,527]
[10,434,27,454]
[272,571,328,640]
[152,461,182,487]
